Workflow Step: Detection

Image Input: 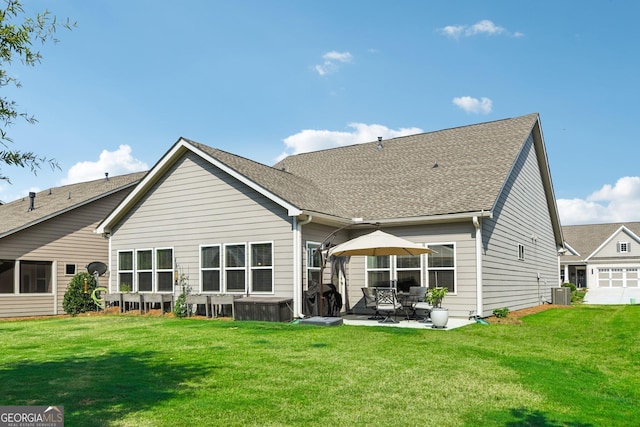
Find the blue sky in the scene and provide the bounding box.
[1,0,639,226]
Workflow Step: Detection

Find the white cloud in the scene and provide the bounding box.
[467,19,505,36]
[558,176,640,225]
[439,20,521,39]
[59,145,148,185]
[452,96,493,114]
[314,51,353,75]
[440,25,465,39]
[277,123,423,161]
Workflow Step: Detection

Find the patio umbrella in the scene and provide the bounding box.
[327,229,435,257]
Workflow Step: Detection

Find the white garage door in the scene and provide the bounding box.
[598,268,640,288]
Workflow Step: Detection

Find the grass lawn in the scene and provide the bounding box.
[1,305,638,426]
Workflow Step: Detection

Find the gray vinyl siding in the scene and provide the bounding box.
[481,134,560,315]
[0,191,129,317]
[594,230,636,258]
[108,152,294,297]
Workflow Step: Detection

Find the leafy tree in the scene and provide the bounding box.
[0,0,75,182]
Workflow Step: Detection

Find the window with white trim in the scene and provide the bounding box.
[201,245,221,292]
[118,250,133,292]
[251,242,273,292]
[0,260,15,293]
[136,249,153,292]
[306,242,322,287]
[618,242,629,253]
[65,264,76,276]
[518,244,526,261]
[156,248,174,292]
[427,243,456,293]
[367,256,391,287]
[396,255,422,292]
[225,244,246,292]
[365,254,422,290]
[19,261,52,293]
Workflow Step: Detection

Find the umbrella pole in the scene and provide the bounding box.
[315,222,375,317]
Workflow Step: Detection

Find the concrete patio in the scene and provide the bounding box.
[341,313,476,330]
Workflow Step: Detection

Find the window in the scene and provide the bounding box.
[156,248,174,292]
[118,251,133,292]
[251,242,273,292]
[225,244,246,292]
[20,261,52,293]
[201,245,221,292]
[618,242,629,253]
[306,242,322,287]
[136,249,153,292]
[427,243,455,293]
[396,255,421,292]
[518,244,526,261]
[0,260,15,293]
[367,256,391,287]
[65,264,76,275]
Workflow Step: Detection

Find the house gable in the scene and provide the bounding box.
[97,138,306,235]
[586,226,640,260]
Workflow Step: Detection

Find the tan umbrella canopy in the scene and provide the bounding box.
[327,230,435,257]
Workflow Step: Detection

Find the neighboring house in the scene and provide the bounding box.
[0,172,146,318]
[560,222,640,289]
[96,113,563,319]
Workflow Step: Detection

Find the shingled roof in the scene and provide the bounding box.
[0,171,147,238]
[186,140,351,218]
[98,113,553,234]
[272,113,540,220]
[562,222,640,260]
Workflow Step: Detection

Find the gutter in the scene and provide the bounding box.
[473,216,483,317]
[293,215,313,318]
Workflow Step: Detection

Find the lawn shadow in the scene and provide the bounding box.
[0,351,211,426]
[504,408,594,426]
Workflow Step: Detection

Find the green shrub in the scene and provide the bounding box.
[562,282,577,292]
[493,307,510,318]
[63,272,98,316]
[173,273,190,318]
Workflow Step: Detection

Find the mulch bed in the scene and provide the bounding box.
[485,304,571,324]
[2,304,570,323]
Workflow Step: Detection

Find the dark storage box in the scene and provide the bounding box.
[234,297,294,322]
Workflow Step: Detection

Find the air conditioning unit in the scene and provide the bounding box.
[551,287,571,305]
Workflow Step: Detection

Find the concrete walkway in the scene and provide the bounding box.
[583,287,640,305]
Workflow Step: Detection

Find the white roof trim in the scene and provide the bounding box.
[585,225,640,261]
[96,138,301,234]
[187,140,302,217]
[563,242,580,256]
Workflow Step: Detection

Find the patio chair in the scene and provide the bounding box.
[405,286,428,320]
[374,288,403,323]
[361,287,384,320]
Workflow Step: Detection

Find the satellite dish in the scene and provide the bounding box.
[86,261,108,276]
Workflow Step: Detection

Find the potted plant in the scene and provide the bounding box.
[427,287,448,329]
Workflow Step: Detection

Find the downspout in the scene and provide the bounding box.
[53,260,58,315]
[473,216,483,317]
[294,215,313,318]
